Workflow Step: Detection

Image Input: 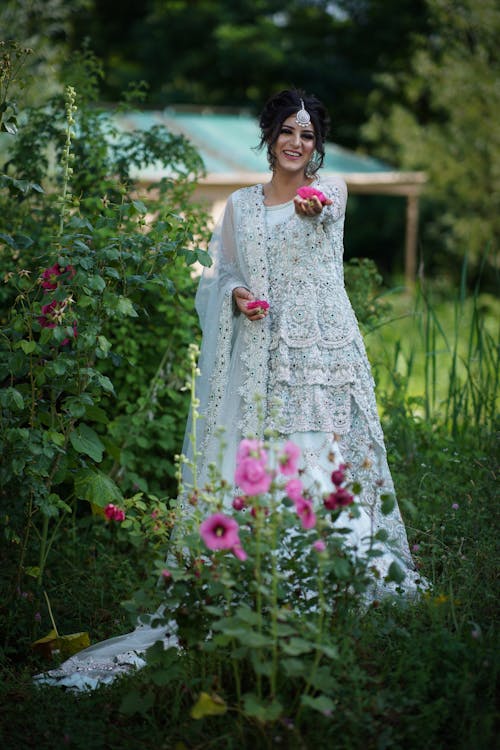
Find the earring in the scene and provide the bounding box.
[305,154,319,177]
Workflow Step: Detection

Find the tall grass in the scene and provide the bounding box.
[367,256,499,440]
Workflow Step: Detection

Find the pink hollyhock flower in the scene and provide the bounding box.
[104,503,126,522]
[313,539,326,552]
[200,512,241,551]
[296,185,328,205]
[232,542,248,561]
[331,463,347,487]
[40,263,75,291]
[38,300,60,329]
[278,441,301,476]
[232,496,246,511]
[323,487,355,511]
[235,456,272,495]
[38,300,77,345]
[247,299,270,311]
[236,438,267,463]
[295,497,316,529]
[285,478,303,502]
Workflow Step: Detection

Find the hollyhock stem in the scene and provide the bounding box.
[269,495,279,697]
[58,86,77,240]
[188,343,200,491]
[297,560,326,717]
[254,510,263,701]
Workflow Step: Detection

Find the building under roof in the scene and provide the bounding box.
[114,109,426,285]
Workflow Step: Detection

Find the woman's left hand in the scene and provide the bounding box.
[293,194,332,217]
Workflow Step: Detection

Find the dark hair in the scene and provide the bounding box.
[257,88,330,174]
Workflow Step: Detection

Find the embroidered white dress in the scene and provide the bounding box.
[183,177,421,590]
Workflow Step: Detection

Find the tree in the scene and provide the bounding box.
[362,0,500,274]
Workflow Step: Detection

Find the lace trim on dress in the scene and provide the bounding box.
[236,186,271,437]
[198,290,234,473]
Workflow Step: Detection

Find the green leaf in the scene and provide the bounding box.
[316,643,339,660]
[116,296,138,317]
[282,658,305,676]
[243,693,282,722]
[281,637,314,656]
[301,694,335,715]
[119,689,155,716]
[69,424,104,462]
[190,692,227,720]
[46,430,65,447]
[381,493,396,515]
[6,387,24,410]
[17,340,38,355]
[131,199,147,214]
[386,561,406,585]
[74,469,123,506]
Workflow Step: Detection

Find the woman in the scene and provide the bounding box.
[183,88,422,595]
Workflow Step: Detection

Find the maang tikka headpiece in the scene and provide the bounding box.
[295,98,311,128]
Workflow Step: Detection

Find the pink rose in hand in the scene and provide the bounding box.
[296,186,328,205]
[246,299,270,311]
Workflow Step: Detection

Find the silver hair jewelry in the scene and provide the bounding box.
[295,99,311,128]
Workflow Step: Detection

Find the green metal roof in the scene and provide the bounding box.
[114,109,392,176]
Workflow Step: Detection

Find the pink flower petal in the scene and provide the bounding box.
[296,185,328,204]
[247,299,270,311]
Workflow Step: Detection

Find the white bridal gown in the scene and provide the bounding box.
[34,176,423,691]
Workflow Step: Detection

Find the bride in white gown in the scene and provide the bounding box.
[35,89,424,691]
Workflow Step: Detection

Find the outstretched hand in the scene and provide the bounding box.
[293,194,332,217]
[233,287,269,321]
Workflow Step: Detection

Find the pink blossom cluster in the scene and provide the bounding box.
[296,185,328,205]
[40,263,75,292]
[38,263,78,345]
[199,439,359,565]
[285,477,316,529]
[104,503,126,522]
[323,464,354,511]
[234,439,272,496]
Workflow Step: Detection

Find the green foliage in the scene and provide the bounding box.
[0,48,208,600]
[344,256,392,332]
[362,0,500,274]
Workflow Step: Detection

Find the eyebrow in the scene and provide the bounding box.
[281,124,315,135]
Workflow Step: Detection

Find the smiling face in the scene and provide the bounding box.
[271,114,316,176]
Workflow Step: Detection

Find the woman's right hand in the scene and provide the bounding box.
[232,287,268,320]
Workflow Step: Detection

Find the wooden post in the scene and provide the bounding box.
[405,193,419,288]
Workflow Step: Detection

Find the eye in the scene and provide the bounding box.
[280,127,293,135]
[301,132,315,141]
